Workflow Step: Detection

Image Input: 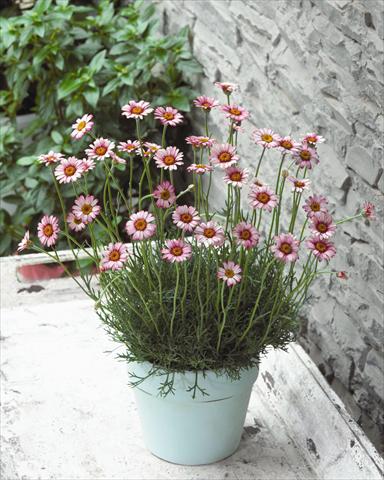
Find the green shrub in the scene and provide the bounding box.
[0,0,201,255]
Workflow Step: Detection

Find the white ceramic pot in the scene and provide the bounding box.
[129,361,259,465]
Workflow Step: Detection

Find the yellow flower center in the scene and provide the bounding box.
[280,243,292,254]
[163,112,174,120]
[160,190,170,200]
[240,230,251,240]
[315,241,327,252]
[202,102,211,109]
[300,150,311,161]
[109,250,120,261]
[261,134,273,143]
[230,108,241,116]
[43,224,53,236]
[307,136,317,143]
[295,181,305,188]
[311,203,320,212]
[134,219,147,231]
[132,106,143,114]
[280,140,293,149]
[256,192,270,204]
[163,155,176,165]
[317,223,327,233]
[204,228,215,238]
[74,217,82,225]
[64,165,76,176]
[95,146,107,156]
[218,152,231,162]
[81,204,92,215]
[230,172,242,182]
[225,269,235,278]
[181,213,193,223]
[77,120,86,131]
[170,246,183,256]
[199,137,209,143]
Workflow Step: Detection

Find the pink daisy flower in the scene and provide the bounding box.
[217,261,242,287]
[17,231,32,252]
[221,104,249,122]
[186,136,216,149]
[223,166,249,188]
[154,106,183,126]
[362,201,375,220]
[302,133,325,146]
[71,114,94,140]
[233,222,260,249]
[85,137,115,160]
[293,144,319,169]
[278,136,301,153]
[118,140,140,153]
[303,195,328,217]
[67,212,87,232]
[271,233,300,263]
[81,158,96,172]
[154,146,184,170]
[306,237,336,262]
[249,185,279,212]
[153,181,176,209]
[38,151,64,166]
[187,163,214,175]
[121,100,153,120]
[252,128,281,149]
[193,96,219,111]
[100,242,129,271]
[287,176,311,193]
[111,152,126,165]
[210,143,239,169]
[214,82,238,94]
[161,239,192,263]
[195,221,225,247]
[172,205,201,232]
[310,212,336,239]
[137,142,162,158]
[54,157,84,184]
[37,215,60,247]
[125,211,156,241]
[72,195,101,223]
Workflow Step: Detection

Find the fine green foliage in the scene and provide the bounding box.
[97,244,298,380]
[0,0,201,255]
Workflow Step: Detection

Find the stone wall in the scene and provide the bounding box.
[156,0,384,449]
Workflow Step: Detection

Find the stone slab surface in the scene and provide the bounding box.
[1,297,383,480]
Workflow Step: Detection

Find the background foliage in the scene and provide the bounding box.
[0,0,201,255]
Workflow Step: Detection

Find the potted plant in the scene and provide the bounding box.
[16,83,375,465]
